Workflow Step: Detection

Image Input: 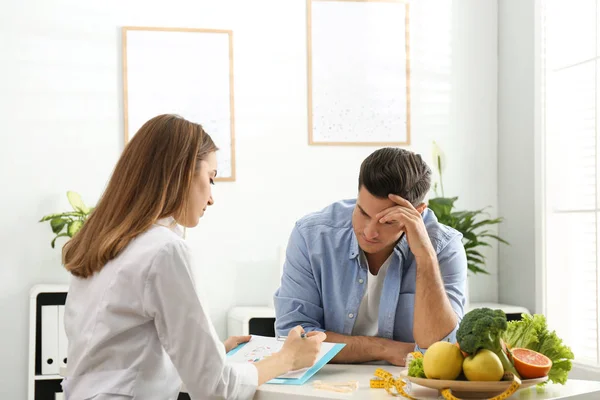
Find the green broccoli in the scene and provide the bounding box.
[457,307,520,378]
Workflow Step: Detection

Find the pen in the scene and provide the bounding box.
[276,333,307,341]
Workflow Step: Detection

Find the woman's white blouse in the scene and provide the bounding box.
[61,220,258,400]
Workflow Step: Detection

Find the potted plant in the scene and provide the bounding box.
[427,142,508,275]
[39,191,94,248]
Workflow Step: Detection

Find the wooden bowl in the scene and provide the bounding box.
[399,370,548,399]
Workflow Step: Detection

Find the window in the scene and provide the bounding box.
[543,0,600,367]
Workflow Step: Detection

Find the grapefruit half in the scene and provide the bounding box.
[511,348,552,379]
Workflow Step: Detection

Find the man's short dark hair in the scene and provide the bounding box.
[358,147,432,205]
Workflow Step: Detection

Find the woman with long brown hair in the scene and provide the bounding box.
[60,114,325,400]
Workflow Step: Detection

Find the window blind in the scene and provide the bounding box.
[543,0,600,366]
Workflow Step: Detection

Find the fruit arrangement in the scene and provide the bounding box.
[408,308,574,385]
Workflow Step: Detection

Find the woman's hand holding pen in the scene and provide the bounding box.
[278,325,326,371]
[244,325,326,385]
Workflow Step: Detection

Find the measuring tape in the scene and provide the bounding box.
[369,352,522,400]
[370,367,417,399]
[369,352,422,399]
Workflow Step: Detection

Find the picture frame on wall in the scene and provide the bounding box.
[307,0,411,146]
[122,26,236,181]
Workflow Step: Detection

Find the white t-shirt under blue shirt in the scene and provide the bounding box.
[351,251,393,337]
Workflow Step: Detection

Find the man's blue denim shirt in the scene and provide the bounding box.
[273,199,468,351]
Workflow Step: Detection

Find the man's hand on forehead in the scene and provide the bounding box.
[375,194,433,258]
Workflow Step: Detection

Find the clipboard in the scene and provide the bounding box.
[226,335,345,385]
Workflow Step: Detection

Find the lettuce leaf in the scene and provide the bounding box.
[502,314,574,385]
[535,327,574,384]
[408,357,426,378]
[503,314,545,350]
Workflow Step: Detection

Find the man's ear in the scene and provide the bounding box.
[416,203,427,214]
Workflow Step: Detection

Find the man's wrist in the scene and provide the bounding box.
[414,249,437,265]
[372,336,401,363]
[379,339,416,366]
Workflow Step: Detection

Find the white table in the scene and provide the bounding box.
[253,364,600,400]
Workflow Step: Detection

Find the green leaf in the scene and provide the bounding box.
[466,249,485,258]
[39,211,83,222]
[67,191,89,213]
[67,220,84,237]
[468,263,490,275]
[467,256,484,264]
[51,233,70,248]
[466,249,485,259]
[428,197,458,218]
[463,231,477,242]
[451,210,479,220]
[50,217,67,234]
[481,233,510,245]
[471,217,504,230]
[467,255,486,265]
[408,357,426,378]
[464,241,491,250]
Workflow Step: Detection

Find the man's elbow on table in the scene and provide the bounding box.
[414,317,460,352]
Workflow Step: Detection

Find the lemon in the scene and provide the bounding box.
[462,349,504,381]
[423,341,464,380]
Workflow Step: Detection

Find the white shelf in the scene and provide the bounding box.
[467,302,530,315]
[28,284,69,400]
[35,374,62,380]
[29,284,69,299]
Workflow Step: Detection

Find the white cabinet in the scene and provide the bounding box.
[227,306,276,337]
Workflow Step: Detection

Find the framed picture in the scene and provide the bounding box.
[307,0,411,146]
[122,27,236,181]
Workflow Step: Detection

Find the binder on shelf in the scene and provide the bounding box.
[41,305,59,375]
[58,305,68,369]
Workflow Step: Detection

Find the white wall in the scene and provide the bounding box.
[497,0,538,314]
[0,0,498,397]
[450,0,499,303]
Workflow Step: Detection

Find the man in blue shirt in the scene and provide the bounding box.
[273,148,467,365]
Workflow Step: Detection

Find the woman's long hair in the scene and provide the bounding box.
[63,114,218,278]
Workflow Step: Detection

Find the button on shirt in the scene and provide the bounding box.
[273,199,468,350]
